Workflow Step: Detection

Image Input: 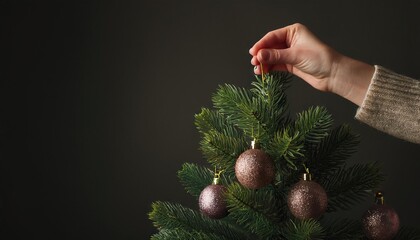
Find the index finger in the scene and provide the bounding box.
[249,27,290,56]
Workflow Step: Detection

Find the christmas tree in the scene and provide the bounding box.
[149,72,420,239]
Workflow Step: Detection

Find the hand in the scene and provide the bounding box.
[249,23,374,106]
[250,23,338,92]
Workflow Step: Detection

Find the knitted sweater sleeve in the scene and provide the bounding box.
[355,65,420,144]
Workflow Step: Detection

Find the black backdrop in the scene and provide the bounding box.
[2,0,420,239]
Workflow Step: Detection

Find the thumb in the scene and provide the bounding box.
[257,48,297,66]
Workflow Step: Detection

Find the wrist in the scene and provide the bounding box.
[330,56,375,106]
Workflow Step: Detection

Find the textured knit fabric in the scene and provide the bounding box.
[355,65,420,144]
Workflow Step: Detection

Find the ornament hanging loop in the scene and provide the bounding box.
[375,191,384,205]
[250,124,261,149]
[260,63,265,82]
[213,167,224,185]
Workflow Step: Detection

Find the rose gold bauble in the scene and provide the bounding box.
[287,174,328,220]
[235,148,275,189]
[199,184,228,219]
[362,194,400,240]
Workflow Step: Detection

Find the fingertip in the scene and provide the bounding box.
[249,46,257,56]
[251,56,259,66]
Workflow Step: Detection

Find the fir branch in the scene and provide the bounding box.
[293,106,333,145]
[267,129,304,172]
[195,108,241,137]
[281,219,325,240]
[212,83,270,141]
[200,130,248,173]
[250,96,278,142]
[306,124,360,179]
[195,107,248,174]
[211,73,293,144]
[212,84,254,123]
[225,182,287,238]
[151,228,230,240]
[149,201,248,240]
[178,162,234,198]
[251,72,291,99]
[178,163,213,198]
[322,218,363,240]
[321,162,384,212]
[195,108,226,134]
[250,72,291,134]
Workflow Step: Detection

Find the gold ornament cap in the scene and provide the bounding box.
[375,191,384,205]
[251,139,260,149]
[213,176,220,185]
[302,172,312,181]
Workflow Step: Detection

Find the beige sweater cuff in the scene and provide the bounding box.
[355,65,420,144]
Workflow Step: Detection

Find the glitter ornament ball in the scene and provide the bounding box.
[198,176,228,219]
[362,192,400,240]
[287,173,328,220]
[234,143,275,189]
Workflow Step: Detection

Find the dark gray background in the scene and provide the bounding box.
[2,0,420,239]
